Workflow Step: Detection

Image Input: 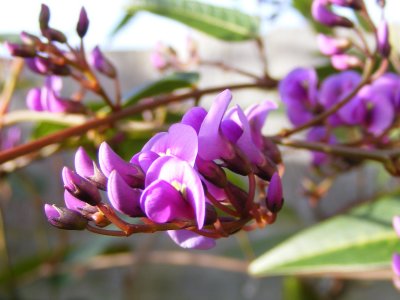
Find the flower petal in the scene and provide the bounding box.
[107,170,143,217]
[167,230,216,250]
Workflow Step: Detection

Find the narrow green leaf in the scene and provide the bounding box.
[292,0,333,34]
[123,72,199,107]
[114,0,259,41]
[249,196,400,278]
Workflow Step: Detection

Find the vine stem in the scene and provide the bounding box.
[0,81,276,164]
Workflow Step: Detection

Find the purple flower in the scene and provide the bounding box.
[319,70,361,126]
[107,170,143,217]
[197,89,235,161]
[99,142,144,188]
[312,0,353,28]
[90,46,116,78]
[0,127,21,150]
[142,156,206,228]
[317,34,350,55]
[279,68,318,126]
[393,216,400,238]
[330,54,361,70]
[26,76,83,113]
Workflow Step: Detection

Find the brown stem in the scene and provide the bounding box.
[0,81,276,164]
[205,190,240,217]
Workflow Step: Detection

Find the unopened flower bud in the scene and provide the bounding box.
[226,182,248,212]
[77,7,89,38]
[317,34,351,55]
[75,147,107,190]
[196,157,227,188]
[44,204,88,230]
[62,167,101,206]
[90,46,116,78]
[39,4,50,33]
[261,137,282,165]
[255,156,278,181]
[5,42,36,58]
[44,28,67,43]
[331,54,361,70]
[266,172,284,213]
[312,0,354,28]
[377,19,391,57]
[26,57,50,74]
[50,64,71,76]
[64,190,98,217]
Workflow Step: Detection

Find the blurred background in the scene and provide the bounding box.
[1,1,400,299]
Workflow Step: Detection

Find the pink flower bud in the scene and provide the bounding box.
[317,34,351,55]
[266,172,284,213]
[331,54,361,70]
[77,7,89,38]
[377,19,391,57]
[44,204,88,230]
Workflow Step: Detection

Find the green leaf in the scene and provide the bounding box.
[31,121,68,139]
[249,195,400,278]
[113,0,259,41]
[292,0,333,34]
[123,72,199,107]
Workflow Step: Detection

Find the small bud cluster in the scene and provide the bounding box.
[7,5,119,113]
[312,0,390,70]
[279,68,400,169]
[45,90,284,249]
[150,36,199,72]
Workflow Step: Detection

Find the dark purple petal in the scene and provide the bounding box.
[286,103,315,126]
[393,253,400,276]
[266,172,284,213]
[364,94,394,135]
[39,4,50,32]
[107,171,143,217]
[148,123,198,166]
[167,230,216,249]
[141,179,192,223]
[25,57,50,74]
[181,106,207,133]
[99,142,144,187]
[329,0,362,9]
[198,89,234,161]
[145,156,205,228]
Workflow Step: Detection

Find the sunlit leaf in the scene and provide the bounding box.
[113,0,259,41]
[249,196,400,278]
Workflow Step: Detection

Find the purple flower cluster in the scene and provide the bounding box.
[279,68,400,165]
[45,90,284,249]
[7,5,119,113]
[393,216,400,278]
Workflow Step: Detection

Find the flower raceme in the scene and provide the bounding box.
[44,90,284,249]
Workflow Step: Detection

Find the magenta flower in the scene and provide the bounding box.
[330,54,361,70]
[317,34,350,55]
[197,89,235,161]
[312,0,353,27]
[142,156,205,228]
[167,230,216,250]
[393,253,400,276]
[26,76,84,113]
